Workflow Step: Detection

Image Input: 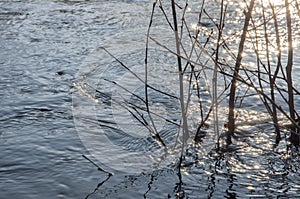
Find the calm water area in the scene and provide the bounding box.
[1,0,300,198]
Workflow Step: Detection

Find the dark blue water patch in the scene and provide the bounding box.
[0,4,103,196]
[0,125,102,199]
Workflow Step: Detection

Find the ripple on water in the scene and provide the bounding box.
[1,0,300,198]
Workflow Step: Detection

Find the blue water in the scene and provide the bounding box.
[1,0,300,198]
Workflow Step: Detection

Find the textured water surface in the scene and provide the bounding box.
[1,0,300,198]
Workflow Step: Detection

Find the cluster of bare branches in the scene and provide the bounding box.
[97,0,300,161]
[144,0,300,148]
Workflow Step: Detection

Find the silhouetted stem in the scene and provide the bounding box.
[270,2,282,143]
[285,0,299,145]
[214,0,226,149]
[227,0,255,145]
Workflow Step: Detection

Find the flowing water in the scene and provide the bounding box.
[1,0,300,198]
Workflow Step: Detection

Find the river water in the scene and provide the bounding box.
[1,0,300,198]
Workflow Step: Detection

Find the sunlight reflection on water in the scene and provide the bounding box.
[1,0,300,198]
[74,0,300,197]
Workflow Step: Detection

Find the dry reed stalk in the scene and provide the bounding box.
[170,0,189,146]
[213,0,226,148]
[270,2,282,143]
[284,0,299,145]
[144,1,167,147]
[227,0,255,145]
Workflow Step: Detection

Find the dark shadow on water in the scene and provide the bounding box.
[85,174,112,199]
[143,171,156,199]
[174,163,186,199]
[81,154,113,198]
[206,150,238,199]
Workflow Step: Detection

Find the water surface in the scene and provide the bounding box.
[1,0,300,198]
